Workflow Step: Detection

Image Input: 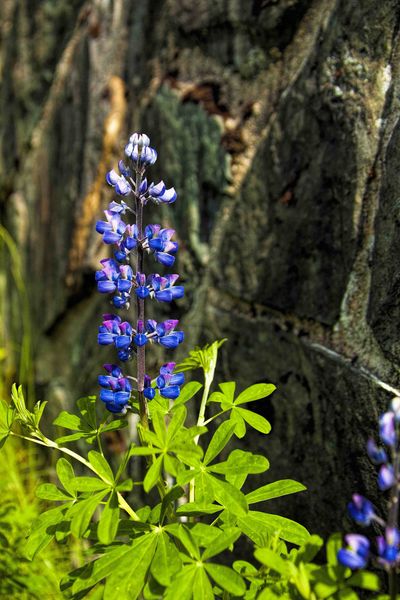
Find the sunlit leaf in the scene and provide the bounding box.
[234,383,276,405]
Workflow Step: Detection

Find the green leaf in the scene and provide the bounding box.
[88,450,114,484]
[327,533,343,566]
[55,431,91,444]
[77,395,98,430]
[160,485,185,523]
[24,505,66,560]
[293,562,311,599]
[347,570,380,591]
[36,483,72,501]
[56,457,76,496]
[72,544,134,594]
[194,566,214,600]
[166,405,187,443]
[234,383,276,405]
[337,589,359,600]
[246,479,306,504]
[235,407,271,434]
[143,455,164,493]
[103,533,158,600]
[202,529,241,560]
[176,524,201,560]
[211,475,248,516]
[33,400,47,427]
[254,547,289,576]
[205,563,246,596]
[100,419,128,433]
[129,445,160,456]
[70,476,110,492]
[0,399,15,448]
[218,381,236,404]
[69,490,108,538]
[229,410,246,438]
[116,479,133,492]
[295,534,324,564]
[151,409,167,445]
[164,565,197,600]
[53,411,82,430]
[151,531,181,587]
[209,449,269,477]
[238,511,309,546]
[176,503,222,516]
[173,381,203,407]
[203,420,236,465]
[98,491,119,545]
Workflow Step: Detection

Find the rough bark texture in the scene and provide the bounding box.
[1,0,400,536]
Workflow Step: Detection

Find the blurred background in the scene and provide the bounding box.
[1,0,400,540]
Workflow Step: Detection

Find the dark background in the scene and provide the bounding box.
[1,0,400,537]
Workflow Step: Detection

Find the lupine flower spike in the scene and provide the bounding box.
[96,133,184,422]
[338,397,400,598]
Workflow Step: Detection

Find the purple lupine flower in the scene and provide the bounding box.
[134,273,184,303]
[97,132,185,414]
[148,181,177,205]
[106,168,133,196]
[338,534,370,569]
[377,528,400,566]
[367,438,388,464]
[98,315,134,361]
[379,411,396,447]
[378,464,395,491]
[114,224,139,262]
[135,272,150,299]
[156,363,185,399]
[125,142,157,165]
[133,320,148,347]
[98,364,131,413]
[144,375,156,400]
[95,260,133,308]
[144,225,179,266]
[129,133,150,147]
[145,319,184,349]
[96,209,126,245]
[348,494,376,525]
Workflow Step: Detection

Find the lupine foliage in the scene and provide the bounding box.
[0,134,392,598]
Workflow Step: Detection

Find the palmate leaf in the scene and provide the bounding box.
[150,531,182,587]
[209,381,275,438]
[103,533,158,599]
[53,397,128,445]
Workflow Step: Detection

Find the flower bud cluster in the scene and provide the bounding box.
[95,133,184,414]
[338,397,400,570]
